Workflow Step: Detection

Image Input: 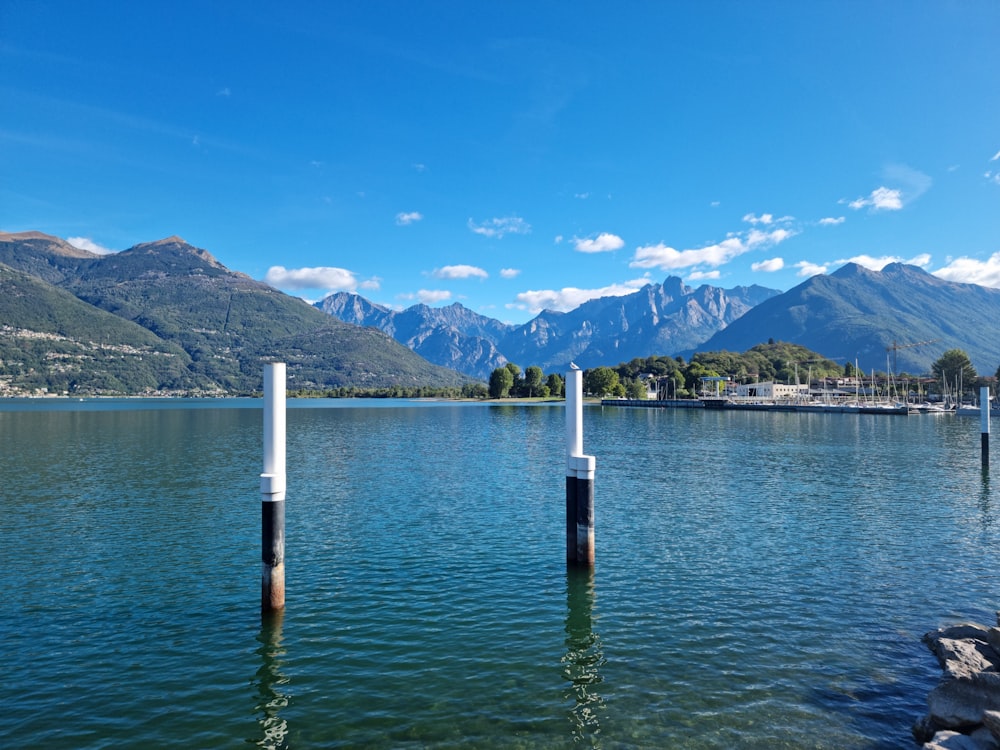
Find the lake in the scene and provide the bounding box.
[1,399,996,748]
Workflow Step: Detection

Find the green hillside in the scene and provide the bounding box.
[0,233,468,395]
[0,263,207,395]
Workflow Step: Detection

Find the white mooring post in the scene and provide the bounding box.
[981,386,990,469]
[261,363,287,611]
[566,368,596,566]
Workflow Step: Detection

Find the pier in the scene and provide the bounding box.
[601,398,705,409]
[601,397,910,414]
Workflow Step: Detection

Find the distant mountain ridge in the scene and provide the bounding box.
[0,231,467,395]
[698,262,1000,374]
[317,279,780,379]
[498,278,777,373]
[316,294,512,379]
[6,229,1000,394]
[319,262,1000,379]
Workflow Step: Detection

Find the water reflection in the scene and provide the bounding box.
[251,609,290,749]
[563,566,606,744]
[980,469,993,529]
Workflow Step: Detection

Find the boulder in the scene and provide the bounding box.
[983,710,1000,743]
[927,674,1000,728]
[929,638,1000,679]
[923,729,993,749]
[919,621,1000,747]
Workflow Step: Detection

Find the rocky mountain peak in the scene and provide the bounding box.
[0,230,98,258]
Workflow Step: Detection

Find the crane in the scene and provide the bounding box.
[885,339,940,374]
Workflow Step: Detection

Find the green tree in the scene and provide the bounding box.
[461,382,489,399]
[504,362,523,396]
[584,366,619,397]
[546,373,564,398]
[624,377,647,399]
[523,366,544,397]
[932,349,977,396]
[683,362,720,394]
[488,366,514,398]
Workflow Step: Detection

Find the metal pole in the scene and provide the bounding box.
[981,386,990,469]
[566,368,595,565]
[261,363,286,611]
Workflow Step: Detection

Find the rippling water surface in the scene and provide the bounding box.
[1,399,997,748]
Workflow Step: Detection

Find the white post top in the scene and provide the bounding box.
[566,368,583,458]
[263,363,287,479]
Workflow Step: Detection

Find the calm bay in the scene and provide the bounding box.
[1,399,997,748]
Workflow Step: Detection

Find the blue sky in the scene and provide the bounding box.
[2,2,999,324]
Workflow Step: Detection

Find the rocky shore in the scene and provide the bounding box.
[916,616,1000,748]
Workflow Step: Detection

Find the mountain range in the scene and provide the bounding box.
[317,278,780,380]
[697,262,1000,376]
[3,230,1000,396]
[0,232,466,395]
[317,264,1000,379]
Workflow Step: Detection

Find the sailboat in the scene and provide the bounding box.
[954,372,981,416]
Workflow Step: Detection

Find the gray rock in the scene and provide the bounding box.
[926,625,994,648]
[982,710,1000,742]
[931,638,1000,679]
[928,674,1000,728]
[923,729,990,749]
[970,725,1000,750]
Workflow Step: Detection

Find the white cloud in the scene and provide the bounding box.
[573,233,625,253]
[412,163,427,172]
[986,170,1000,186]
[216,87,231,97]
[819,216,845,226]
[630,239,740,270]
[794,261,829,277]
[991,150,1000,162]
[742,213,773,225]
[850,186,903,211]
[510,278,649,314]
[575,192,590,199]
[687,270,721,281]
[468,216,531,238]
[265,265,371,291]
[554,235,564,244]
[500,267,521,279]
[432,264,488,280]
[933,252,1000,288]
[752,257,784,272]
[67,236,115,254]
[630,228,793,272]
[849,167,931,211]
[416,289,452,304]
[748,228,793,245]
[835,253,932,271]
[396,211,423,226]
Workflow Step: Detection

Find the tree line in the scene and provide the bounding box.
[488,342,1000,401]
[292,342,999,402]
[488,363,565,399]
